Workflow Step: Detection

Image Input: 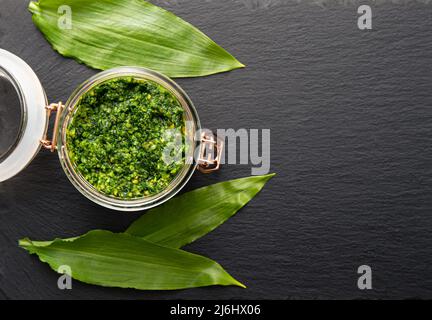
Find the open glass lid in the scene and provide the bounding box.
[0,49,48,182]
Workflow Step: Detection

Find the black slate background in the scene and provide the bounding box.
[1,0,432,300]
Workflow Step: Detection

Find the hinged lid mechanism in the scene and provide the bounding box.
[0,49,48,182]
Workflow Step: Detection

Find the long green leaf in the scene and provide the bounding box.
[28,0,244,77]
[19,230,245,290]
[126,174,275,248]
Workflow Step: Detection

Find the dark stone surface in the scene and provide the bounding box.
[1,0,432,299]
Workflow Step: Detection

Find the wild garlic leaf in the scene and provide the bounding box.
[28,0,244,77]
[19,176,274,290]
[20,230,245,290]
[126,174,275,248]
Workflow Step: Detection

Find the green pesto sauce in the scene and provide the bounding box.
[66,77,186,199]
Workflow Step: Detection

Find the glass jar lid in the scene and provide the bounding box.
[0,49,48,182]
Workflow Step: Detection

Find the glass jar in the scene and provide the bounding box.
[0,49,222,211]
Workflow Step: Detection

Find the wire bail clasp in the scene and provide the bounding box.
[41,102,64,152]
[198,131,224,173]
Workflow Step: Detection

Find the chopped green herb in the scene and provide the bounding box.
[66,77,186,199]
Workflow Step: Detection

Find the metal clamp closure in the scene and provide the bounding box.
[41,102,64,152]
[198,131,223,173]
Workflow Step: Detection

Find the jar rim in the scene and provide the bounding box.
[57,67,201,211]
